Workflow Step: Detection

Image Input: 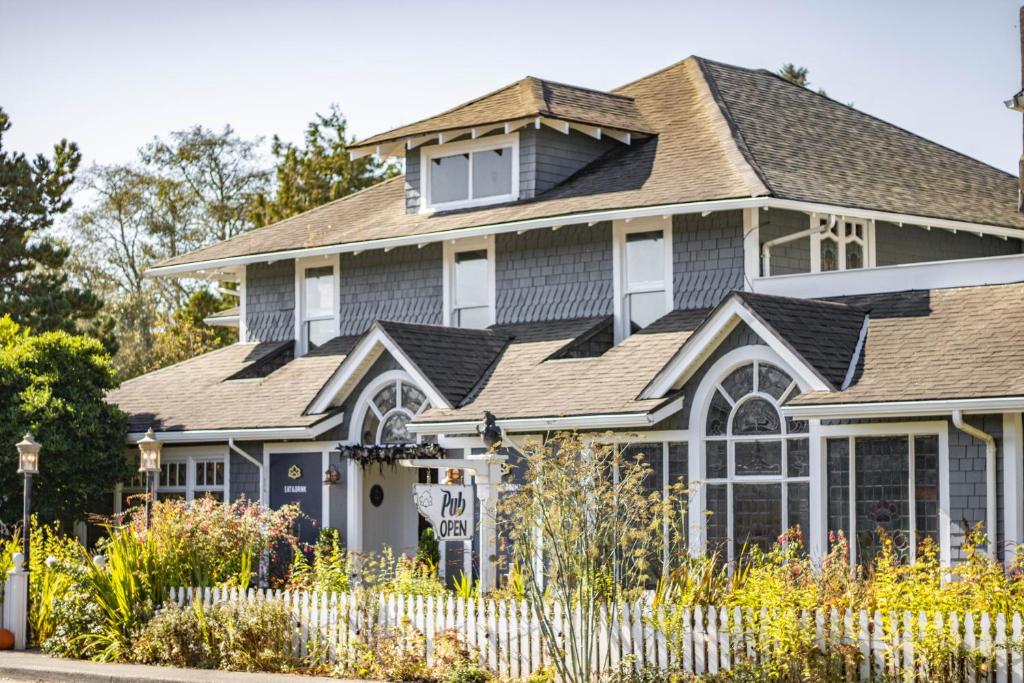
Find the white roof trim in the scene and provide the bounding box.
[124,410,346,445]
[306,324,453,415]
[782,396,1024,420]
[145,196,1024,278]
[203,314,239,327]
[640,295,832,399]
[408,395,684,435]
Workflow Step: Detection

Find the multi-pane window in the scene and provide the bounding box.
[121,454,227,509]
[158,461,187,501]
[703,361,809,564]
[302,265,335,351]
[826,435,939,565]
[624,231,667,334]
[361,378,429,445]
[813,215,872,272]
[452,250,490,328]
[423,136,517,211]
[193,458,226,502]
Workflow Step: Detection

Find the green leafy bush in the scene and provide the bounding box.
[133,599,298,672]
[288,527,348,593]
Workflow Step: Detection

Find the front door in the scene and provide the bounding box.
[270,452,322,545]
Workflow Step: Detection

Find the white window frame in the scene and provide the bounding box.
[419,133,520,213]
[817,421,951,567]
[120,446,230,508]
[809,213,876,273]
[294,254,341,356]
[612,217,674,343]
[352,370,432,446]
[442,236,496,328]
[700,360,809,566]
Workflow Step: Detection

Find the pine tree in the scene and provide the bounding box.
[0,107,102,333]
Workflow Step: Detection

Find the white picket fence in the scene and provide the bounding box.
[169,586,1024,681]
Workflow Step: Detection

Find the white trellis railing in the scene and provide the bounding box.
[169,586,1024,681]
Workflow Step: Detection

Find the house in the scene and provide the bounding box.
[109,56,1024,588]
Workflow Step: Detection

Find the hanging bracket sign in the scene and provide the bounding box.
[413,484,475,541]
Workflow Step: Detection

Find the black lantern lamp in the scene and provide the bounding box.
[137,428,162,526]
[16,433,39,568]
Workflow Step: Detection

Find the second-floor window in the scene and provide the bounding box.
[296,256,339,354]
[614,217,673,342]
[810,214,875,272]
[444,237,495,329]
[421,134,519,212]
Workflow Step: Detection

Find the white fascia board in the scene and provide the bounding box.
[306,324,453,415]
[782,396,1024,420]
[408,396,684,436]
[203,315,239,327]
[641,296,832,399]
[124,410,346,445]
[145,195,1024,279]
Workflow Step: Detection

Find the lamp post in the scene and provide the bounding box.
[16,433,40,629]
[136,428,162,526]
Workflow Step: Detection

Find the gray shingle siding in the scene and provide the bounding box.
[338,244,443,336]
[875,221,1021,266]
[759,209,811,275]
[405,150,422,214]
[230,443,262,503]
[673,210,745,309]
[245,261,295,342]
[495,223,613,324]
[519,127,615,198]
[948,414,1004,563]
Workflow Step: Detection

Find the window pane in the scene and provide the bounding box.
[361,410,380,445]
[732,398,781,435]
[303,266,334,318]
[706,390,731,436]
[734,483,782,558]
[471,147,512,198]
[757,363,792,400]
[306,319,334,350]
[735,440,782,476]
[213,461,224,486]
[381,412,413,444]
[622,444,663,498]
[787,439,809,477]
[915,436,940,551]
[706,441,727,479]
[721,364,754,401]
[855,436,910,564]
[826,438,850,547]
[402,384,426,414]
[847,241,864,269]
[374,383,397,413]
[454,305,491,329]
[625,231,664,286]
[820,238,839,272]
[706,484,729,560]
[454,250,488,308]
[430,153,469,204]
[627,290,665,331]
[786,417,809,434]
[668,442,687,490]
[788,482,810,537]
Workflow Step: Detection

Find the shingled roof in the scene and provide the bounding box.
[790,281,1024,407]
[353,76,653,150]
[153,56,1023,274]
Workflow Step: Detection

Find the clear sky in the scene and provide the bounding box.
[2,0,1023,174]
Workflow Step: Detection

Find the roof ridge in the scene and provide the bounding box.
[531,76,637,102]
[611,55,698,94]
[689,57,771,198]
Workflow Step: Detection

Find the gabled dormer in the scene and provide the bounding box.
[348,76,653,214]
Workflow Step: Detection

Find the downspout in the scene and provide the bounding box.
[952,411,998,559]
[760,214,832,276]
[228,438,265,507]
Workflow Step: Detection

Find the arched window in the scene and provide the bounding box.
[703,360,809,564]
[360,377,429,445]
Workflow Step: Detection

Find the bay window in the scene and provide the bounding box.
[421,134,519,212]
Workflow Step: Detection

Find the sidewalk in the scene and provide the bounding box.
[0,651,367,683]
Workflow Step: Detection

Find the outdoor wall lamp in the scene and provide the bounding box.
[323,464,342,485]
[136,428,162,526]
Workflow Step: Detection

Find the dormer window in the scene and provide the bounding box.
[420,134,519,212]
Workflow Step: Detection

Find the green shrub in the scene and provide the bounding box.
[288,527,348,593]
[39,559,103,659]
[133,599,298,672]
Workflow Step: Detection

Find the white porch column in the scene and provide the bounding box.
[687,435,704,557]
[807,420,826,565]
[467,452,506,592]
[1004,412,1024,563]
[742,207,761,287]
[346,459,364,553]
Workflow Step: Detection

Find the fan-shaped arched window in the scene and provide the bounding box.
[360,378,428,445]
[703,360,808,564]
